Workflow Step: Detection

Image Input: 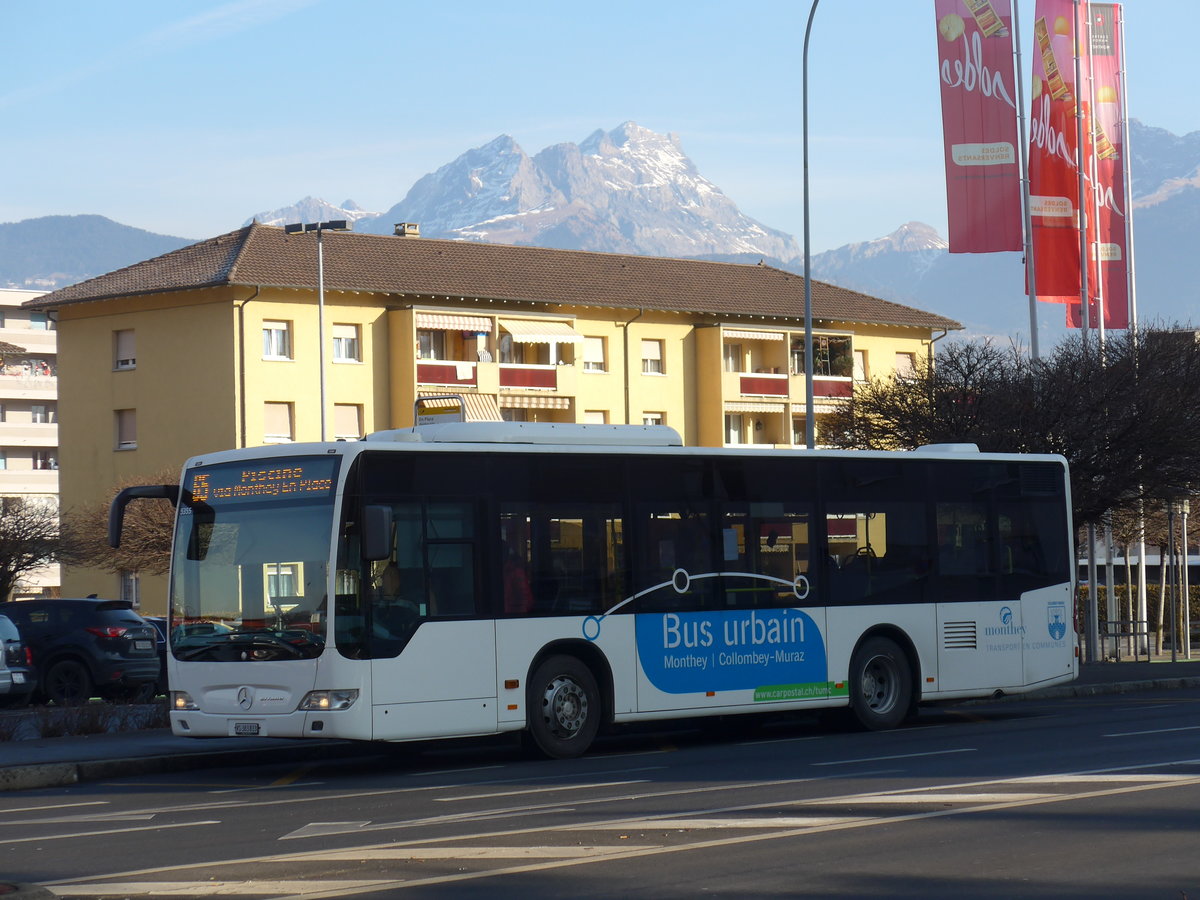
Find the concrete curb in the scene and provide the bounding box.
[0,884,57,899]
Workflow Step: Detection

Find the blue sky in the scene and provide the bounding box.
[2,1,1194,253]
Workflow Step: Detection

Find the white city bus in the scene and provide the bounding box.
[110,421,1077,758]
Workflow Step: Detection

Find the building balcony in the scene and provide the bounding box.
[0,374,56,401]
[0,469,59,494]
[0,422,58,447]
[416,360,477,388]
[499,363,559,391]
[0,328,57,355]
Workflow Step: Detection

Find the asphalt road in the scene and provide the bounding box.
[3,687,1199,898]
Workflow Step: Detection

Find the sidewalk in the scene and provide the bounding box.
[3,657,1200,794]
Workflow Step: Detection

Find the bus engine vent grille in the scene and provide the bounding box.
[942,621,978,650]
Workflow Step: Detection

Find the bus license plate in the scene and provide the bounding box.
[234,722,261,736]
[134,639,153,651]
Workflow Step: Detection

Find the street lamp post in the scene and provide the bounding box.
[284,220,348,441]
[802,0,820,450]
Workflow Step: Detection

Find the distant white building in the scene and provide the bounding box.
[0,288,59,599]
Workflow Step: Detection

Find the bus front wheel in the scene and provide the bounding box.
[527,655,601,759]
[848,636,912,731]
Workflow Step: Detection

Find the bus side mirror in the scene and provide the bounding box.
[361,505,393,561]
[108,484,180,548]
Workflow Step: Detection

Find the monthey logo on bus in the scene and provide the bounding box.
[635,607,829,698]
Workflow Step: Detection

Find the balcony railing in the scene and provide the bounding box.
[738,372,788,397]
[416,360,477,387]
[499,364,558,390]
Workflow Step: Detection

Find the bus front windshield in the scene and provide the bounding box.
[168,455,341,662]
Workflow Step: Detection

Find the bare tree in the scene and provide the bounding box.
[62,469,179,578]
[824,328,1200,530]
[0,497,74,601]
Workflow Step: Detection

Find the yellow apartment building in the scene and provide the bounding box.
[27,224,959,610]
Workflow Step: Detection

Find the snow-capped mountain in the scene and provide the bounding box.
[353,122,801,262]
[244,196,380,229]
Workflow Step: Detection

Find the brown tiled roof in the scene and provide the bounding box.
[26,223,961,330]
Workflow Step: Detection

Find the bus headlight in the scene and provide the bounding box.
[171,691,198,711]
[299,689,359,711]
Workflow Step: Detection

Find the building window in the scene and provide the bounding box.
[31,405,49,424]
[643,412,665,426]
[582,337,607,372]
[417,329,445,360]
[264,402,294,443]
[333,323,361,362]
[262,320,292,359]
[115,409,137,450]
[641,339,664,375]
[0,405,5,422]
[265,562,301,599]
[501,408,528,422]
[0,450,7,470]
[114,329,136,370]
[853,349,868,382]
[33,450,56,470]
[895,352,917,378]
[583,410,607,424]
[334,403,363,440]
[120,570,140,608]
[723,343,743,373]
[0,311,5,328]
[29,312,49,331]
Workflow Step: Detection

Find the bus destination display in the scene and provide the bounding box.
[188,457,338,505]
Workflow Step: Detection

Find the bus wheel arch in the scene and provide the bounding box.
[524,641,611,759]
[847,628,920,731]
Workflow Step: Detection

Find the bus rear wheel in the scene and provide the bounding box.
[527,655,601,759]
[848,636,912,731]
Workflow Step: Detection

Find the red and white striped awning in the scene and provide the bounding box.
[416,313,492,332]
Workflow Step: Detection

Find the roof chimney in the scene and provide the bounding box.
[394,222,421,237]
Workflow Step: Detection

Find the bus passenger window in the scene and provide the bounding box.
[826,503,928,605]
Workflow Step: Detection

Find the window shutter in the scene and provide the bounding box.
[264,402,293,440]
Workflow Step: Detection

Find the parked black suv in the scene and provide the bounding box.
[0,612,35,707]
[0,599,160,704]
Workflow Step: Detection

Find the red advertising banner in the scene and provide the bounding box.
[1027,0,1083,301]
[935,0,1022,253]
[1066,2,1129,330]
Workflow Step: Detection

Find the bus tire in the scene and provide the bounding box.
[848,636,912,731]
[526,655,601,759]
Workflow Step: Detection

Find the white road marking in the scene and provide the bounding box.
[46,764,1200,898]
[844,792,1051,804]
[0,819,220,845]
[1018,773,1195,784]
[436,779,649,802]
[51,881,394,896]
[811,748,976,766]
[309,845,659,860]
[0,801,108,815]
[1104,725,1200,737]
[591,816,859,830]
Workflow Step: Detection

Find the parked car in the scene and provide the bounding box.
[0,599,160,705]
[0,613,35,708]
[142,615,169,695]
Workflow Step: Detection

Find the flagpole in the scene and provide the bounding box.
[1073,0,1091,334]
[1085,1,1107,345]
[1012,0,1039,360]
[1118,4,1147,649]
